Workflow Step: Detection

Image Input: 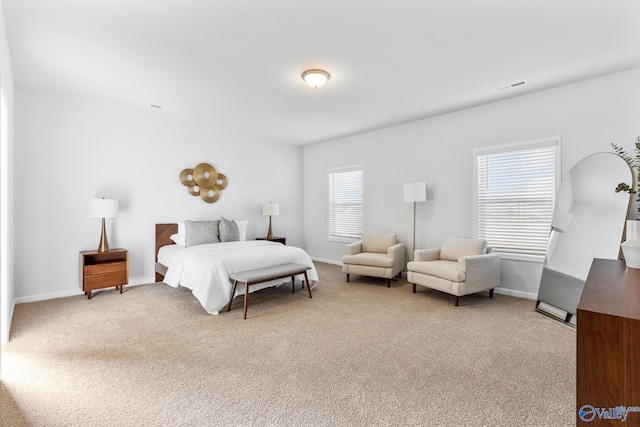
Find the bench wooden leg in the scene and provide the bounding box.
[243,283,250,319]
[227,280,239,312]
[304,271,312,299]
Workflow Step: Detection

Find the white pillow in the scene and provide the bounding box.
[171,220,245,244]
[170,222,186,246]
[234,220,248,241]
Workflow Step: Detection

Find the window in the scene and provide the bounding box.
[474,137,560,261]
[328,165,363,241]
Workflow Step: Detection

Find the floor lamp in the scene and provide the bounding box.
[404,183,426,259]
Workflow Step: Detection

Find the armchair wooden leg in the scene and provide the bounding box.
[454,296,460,306]
[387,279,391,288]
[489,289,494,298]
[346,274,350,282]
[412,283,416,293]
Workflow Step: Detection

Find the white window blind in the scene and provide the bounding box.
[475,138,559,258]
[328,165,363,241]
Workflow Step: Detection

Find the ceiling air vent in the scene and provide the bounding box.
[495,80,528,92]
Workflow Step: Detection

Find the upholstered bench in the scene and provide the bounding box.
[227,263,312,319]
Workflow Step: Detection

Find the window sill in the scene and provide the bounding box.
[328,237,360,244]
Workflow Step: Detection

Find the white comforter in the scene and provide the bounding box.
[163,241,318,314]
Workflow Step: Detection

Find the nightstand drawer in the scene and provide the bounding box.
[84,260,127,277]
[84,271,127,290]
[80,248,129,299]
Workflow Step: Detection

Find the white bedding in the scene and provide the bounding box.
[161,241,319,314]
[158,244,181,267]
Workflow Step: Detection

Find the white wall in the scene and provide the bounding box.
[303,68,640,298]
[0,0,14,346]
[13,87,304,300]
[9,65,640,304]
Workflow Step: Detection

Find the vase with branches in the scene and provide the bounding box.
[612,137,640,268]
[612,137,640,218]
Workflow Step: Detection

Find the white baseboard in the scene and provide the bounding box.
[14,276,155,305]
[129,277,155,286]
[15,288,84,304]
[493,287,537,300]
[310,257,342,266]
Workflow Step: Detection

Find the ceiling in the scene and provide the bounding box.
[4,0,640,146]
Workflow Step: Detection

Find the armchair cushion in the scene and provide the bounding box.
[439,237,487,261]
[413,248,440,262]
[342,252,395,268]
[407,260,465,282]
[361,233,397,253]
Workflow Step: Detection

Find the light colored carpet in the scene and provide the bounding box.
[1,262,575,426]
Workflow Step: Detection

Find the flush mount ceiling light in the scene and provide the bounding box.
[302,69,330,88]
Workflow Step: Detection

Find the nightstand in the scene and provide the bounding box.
[80,249,128,299]
[256,236,286,245]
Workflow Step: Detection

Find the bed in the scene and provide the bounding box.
[155,223,319,314]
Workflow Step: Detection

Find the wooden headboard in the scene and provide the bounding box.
[155,223,178,282]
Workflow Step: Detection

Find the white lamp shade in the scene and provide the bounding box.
[88,198,119,218]
[262,202,280,216]
[403,183,427,203]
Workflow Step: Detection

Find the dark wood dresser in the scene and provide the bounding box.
[576,258,640,425]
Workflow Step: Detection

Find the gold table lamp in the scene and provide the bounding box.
[88,198,119,252]
[262,202,280,240]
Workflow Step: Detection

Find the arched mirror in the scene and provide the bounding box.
[536,152,632,323]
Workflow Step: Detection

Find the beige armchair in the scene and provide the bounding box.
[342,233,405,287]
[407,237,500,306]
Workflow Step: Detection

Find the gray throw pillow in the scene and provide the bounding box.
[219,217,239,242]
[185,220,220,247]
